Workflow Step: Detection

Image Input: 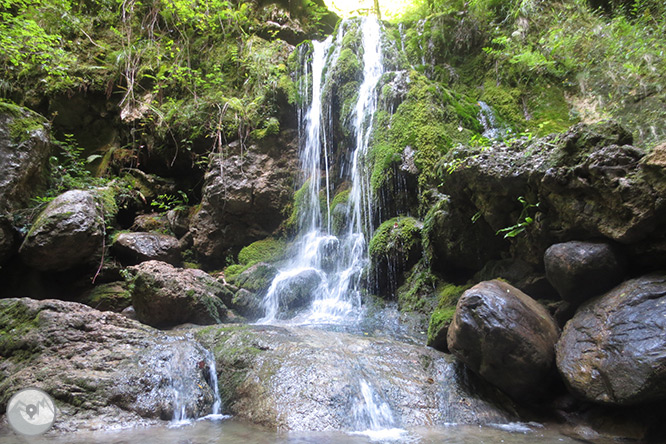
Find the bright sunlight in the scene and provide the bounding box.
[324,0,416,20]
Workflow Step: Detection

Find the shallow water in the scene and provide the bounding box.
[0,417,613,444]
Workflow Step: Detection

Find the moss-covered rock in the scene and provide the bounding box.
[80,281,132,313]
[237,237,288,268]
[369,216,423,297]
[426,283,471,352]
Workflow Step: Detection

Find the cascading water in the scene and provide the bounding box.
[259,17,384,326]
[169,346,226,427]
[478,100,504,139]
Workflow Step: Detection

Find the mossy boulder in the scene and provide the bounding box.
[369,217,423,297]
[229,262,279,294]
[18,189,107,271]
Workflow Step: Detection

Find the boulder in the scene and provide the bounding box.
[128,260,230,328]
[0,103,51,213]
[544,241,625,305]
[0,298,219,432]
[230,288,264,319]
[191,133,299,267]
[266,267,323,313]
[18,190,105,271]
[556,273,666,405]
[447,280,560,402]
[112,232,181,265]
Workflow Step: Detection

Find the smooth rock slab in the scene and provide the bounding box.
[129,260,230,328]
[447,280,560,402]
[195,324,517,432]
[112,231,181,265]
[556,273,666,405]
[0,298,217,432]
[544,241,625,305]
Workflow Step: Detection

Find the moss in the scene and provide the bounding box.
[0,300,40,363]
[395,260,439,313]
[0,100,48,144]
[426,307,456,346]
[284,180,306,233]
[370,71,482,193]
[426,282,470,347]
[237,238,287,267]
[83,282,131,312]
[369,216,422,259]
[525,81,577,135]
[224,264,247,280]
[480,79,524,128]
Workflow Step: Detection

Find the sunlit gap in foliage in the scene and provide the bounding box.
[324,0,416,20]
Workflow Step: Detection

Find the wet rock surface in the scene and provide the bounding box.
[112,231,181,265]
[196,324,517,431]
[0,298,217,432]
[18,190,105,271]
[544,241,625,305]
[128,260,230,328]
[556,273,666,405]
[447,280,560,402]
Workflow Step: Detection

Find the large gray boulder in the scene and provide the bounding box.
[544,241,625,305]
[128,260,230,328]
[18,190,105,271]
[556,273,666,405]
[0,103,52,213]
[0,298,219,432]
[191,133,298,267]
[447,280,560,402]
[112,231,181,265]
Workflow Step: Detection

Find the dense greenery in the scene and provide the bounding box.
[0,0,333,166]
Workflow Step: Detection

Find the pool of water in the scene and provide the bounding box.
[0,417,616,444]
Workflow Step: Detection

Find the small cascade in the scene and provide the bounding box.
[199,349,226,421]
[169,346,227,427]
[258,16,384,325]
[351,380,406,440]
[477,101,504,139]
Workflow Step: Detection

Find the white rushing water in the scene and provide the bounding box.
[170,347,227,427]
[259,17,384,326]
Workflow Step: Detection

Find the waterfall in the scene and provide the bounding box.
[259,17,384,325]
[169,346,227,426]
[477,101,504,139]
